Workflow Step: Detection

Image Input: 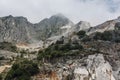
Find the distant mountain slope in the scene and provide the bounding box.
[34,14,74,40]
[0,14,120,46]
[0,14,75,44]
[87,16,120,34]
[0,15,36,43]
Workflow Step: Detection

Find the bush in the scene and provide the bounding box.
[93,31,112,41]
[71,43,83,50]
[37,42,83,60]
[5,59,39,80]
[102,31,112,41]
[81,36,91,42]
[93,32,102,40]
[0,56,5,60]
[0,42,17,52]
[59,43,71,51]
[37,50,45,60]
[77,30,86,38]
[0,74,2,80]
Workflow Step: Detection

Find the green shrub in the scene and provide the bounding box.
[19,49,28,54]
[77,30,86,38]
[0,56,5,60]
[81,36,91,42]
[37,50,45,60]
[5,59,39,80]
[59,43,71,51]
[93,32,102,40]
[0,42,17,52]
[93,31,112,41]
[71,43,83,50]
[0,74,2,80]
[37,42,83,60]
[102,31,112,41]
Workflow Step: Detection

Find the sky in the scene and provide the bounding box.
[0,0,120,26]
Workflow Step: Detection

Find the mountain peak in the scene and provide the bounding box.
[75,21,91,31]
[1,15,14,20]
[52,13,66,18]
[77,21,90,25]
[50,13,69,21]
[7,15,13,18]
[0,15,28,22]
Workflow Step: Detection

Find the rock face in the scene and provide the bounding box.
[87,16,120,34]
[0,15,36,43]
[34,14,74,40]
[75,21,91,31]
[0,14,74,44]
[82,54,114,80]
[36,54,117,80]
[74,54,120,80]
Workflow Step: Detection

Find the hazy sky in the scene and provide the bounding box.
[0,0,120,26]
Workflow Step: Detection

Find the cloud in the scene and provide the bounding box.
[0,0,120,26]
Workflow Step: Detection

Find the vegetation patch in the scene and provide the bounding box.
[37,42,83,61]
[5,59,39,80]
[77,30,86,38]
[0,42,17,52]
[93,31,112,41]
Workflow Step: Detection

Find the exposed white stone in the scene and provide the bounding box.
[73,54,116,80]
[60,25,72,29]
[74,67,88,75]
[76,21,91,31]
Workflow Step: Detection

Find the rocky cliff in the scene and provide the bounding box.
[36,54,117,80]
[87,16,120,34]
[34,40,120,80]
[0,15,36,43]
[0,14,91,45]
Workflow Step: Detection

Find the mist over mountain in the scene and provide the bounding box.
[0,14,120,44]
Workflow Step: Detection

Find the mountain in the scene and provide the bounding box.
[87,16,120,34]
[0,14,120,80]
[0,14,120,46]
[0,15,36,43]
[0,14,75,44]
[34,14,74,40]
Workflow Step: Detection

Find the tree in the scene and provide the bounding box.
[77,30,86,38]
[93,31,112,41]
[102,31,112,41]
[93,32,102,40]
[81,36,91,42]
